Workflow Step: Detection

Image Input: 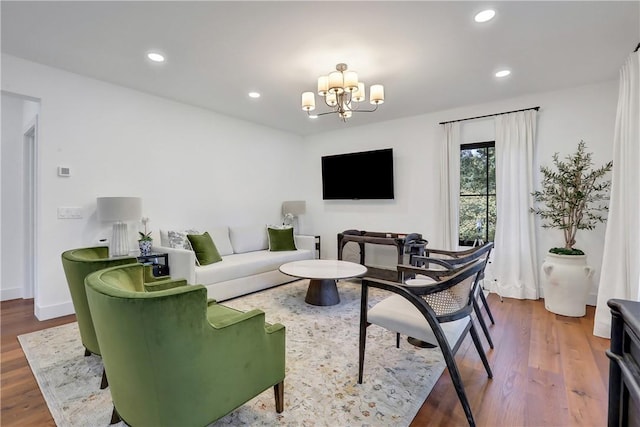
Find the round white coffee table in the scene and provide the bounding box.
[279,259,368,306]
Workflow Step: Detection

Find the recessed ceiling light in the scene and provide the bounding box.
[147,52,165,63]
[248,92,261,98]
[474,9,496,23]
[495,69,511,78]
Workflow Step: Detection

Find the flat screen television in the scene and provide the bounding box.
[321,148,394,200]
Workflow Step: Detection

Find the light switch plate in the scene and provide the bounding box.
[57,207,82,219]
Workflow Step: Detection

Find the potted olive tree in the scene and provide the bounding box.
[531,141,612,316]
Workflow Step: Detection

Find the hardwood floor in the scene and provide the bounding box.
[411,295,610,427]
[1,299,76,426]
[1,295,609,426]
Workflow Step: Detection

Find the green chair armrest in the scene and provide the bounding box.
[208,306,266,329]
[207,306,284,334]
[264,322,285,334]
[144,279,188,292]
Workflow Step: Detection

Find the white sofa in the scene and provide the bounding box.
[152,225,315,301]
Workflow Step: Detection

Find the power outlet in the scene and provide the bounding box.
[57,207,83,219]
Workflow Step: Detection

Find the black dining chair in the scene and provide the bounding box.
[358,258,493,427]
[397,242,495,349]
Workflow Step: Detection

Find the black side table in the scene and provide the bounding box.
[137,253,170,277]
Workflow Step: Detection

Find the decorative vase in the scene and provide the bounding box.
[138,240,152,256]
[541,253,594,317]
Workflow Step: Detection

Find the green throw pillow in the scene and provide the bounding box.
[268,227,297,251]
[187,232,222,265]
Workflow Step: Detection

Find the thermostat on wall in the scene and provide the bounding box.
[58,166,71,177]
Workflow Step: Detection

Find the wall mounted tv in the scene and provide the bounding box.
[321,148,395,200]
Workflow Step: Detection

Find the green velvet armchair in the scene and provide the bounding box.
[61,246,177,388]
[85,263,286,426]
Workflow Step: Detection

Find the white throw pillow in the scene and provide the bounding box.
[229,225,269,254]
[166,229,200,250]
[207,226,234,256]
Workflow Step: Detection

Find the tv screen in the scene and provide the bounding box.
[321,148,394,200]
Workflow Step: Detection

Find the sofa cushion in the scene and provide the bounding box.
[166,229,200,250]
[187,232,222,266]
[267,227,296,251]
[195,249,312,285]
[207,226,234,256]
[229,225,268,254]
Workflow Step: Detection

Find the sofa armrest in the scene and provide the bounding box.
[151,244,196,285]
[295,235,316,254]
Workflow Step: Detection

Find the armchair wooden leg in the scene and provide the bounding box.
[358,284,369,384]
[473,299,494,349]
[441,345,476,427]
[100,368,108,389]
[396,333,400,348]
[358,325,367,384]
[478,290,495,324]
[110,406,121,424]
[273,381,284,413]
[470,322,493,378]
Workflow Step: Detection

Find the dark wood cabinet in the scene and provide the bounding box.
[607,299,640,427]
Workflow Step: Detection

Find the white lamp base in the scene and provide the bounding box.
[110,222,130,257]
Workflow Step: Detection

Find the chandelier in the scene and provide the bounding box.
[301,63,384,121]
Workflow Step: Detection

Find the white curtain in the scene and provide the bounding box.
[593,51,640,338]
[491,110,539,299]
[439,122,461,250]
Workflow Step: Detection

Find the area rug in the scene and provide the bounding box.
[18,279,446,427]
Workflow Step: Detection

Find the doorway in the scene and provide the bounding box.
[23,119,38,299]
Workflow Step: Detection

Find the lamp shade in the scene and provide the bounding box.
[281,200,306,216]
[97,197,142,222]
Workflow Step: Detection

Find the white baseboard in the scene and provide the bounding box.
[35,301,75,321]
[1,287,23,301]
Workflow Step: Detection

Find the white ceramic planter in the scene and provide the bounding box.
[541,253,594,317]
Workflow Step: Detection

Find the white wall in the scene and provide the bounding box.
[1,54,308,319]
[0,52,619,318]
[303,80,618,302]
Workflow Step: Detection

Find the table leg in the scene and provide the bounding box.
[305,279,340,306]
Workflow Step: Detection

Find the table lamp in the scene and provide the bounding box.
[97,197,142,256]
[282,200,306,233]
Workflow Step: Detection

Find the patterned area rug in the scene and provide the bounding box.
[18,279,445,427]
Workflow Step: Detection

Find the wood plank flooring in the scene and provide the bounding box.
[1,295,609,426]
[410,295,610,426]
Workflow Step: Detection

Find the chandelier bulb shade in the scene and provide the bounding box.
[302,63,384,122]
[370,84,385,105]
[302,92,315,111]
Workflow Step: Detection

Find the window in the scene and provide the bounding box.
[459,141,496,246]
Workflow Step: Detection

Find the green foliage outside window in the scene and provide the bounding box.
[459,143,496,244]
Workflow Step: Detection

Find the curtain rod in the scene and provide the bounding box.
[439,106,540,125]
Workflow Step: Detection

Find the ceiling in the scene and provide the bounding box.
[2,1,638,136]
